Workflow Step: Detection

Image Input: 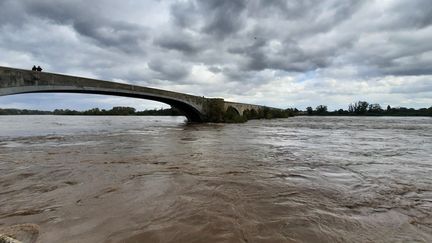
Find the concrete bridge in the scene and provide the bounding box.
[0,66,269,122]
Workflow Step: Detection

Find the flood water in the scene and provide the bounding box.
[0,115,431,242]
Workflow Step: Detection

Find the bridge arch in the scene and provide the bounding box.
[0,68,207,122]
[0,66,270,123]
[0,87,204,122]
[225,106,241,116]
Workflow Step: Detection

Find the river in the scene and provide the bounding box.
[0,116,431,242]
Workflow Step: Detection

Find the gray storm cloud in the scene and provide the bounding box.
[0,0,431,110]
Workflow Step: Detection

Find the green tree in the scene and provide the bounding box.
[337,109,346,114]
[315,105,327,114]
[357,101,369,114]
[349,101,369,114]
[368,103,382,113]
[110,106,136,115]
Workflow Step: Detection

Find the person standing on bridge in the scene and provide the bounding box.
[36,66,43,72]
[32,65,37,71]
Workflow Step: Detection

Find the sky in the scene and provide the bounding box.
[0,0,431,111]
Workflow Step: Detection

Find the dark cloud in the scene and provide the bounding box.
[391,79,432,94]
[381,0,432,30]
[228,37,333,72]
[22,0,149,53]
[200,0,247,38]
[0,1,26,26]
[208,66,222,73]
[167,0,363,74]
[1,0,432,110]
[147,58,190,81]
[248,0,365,37]
[170,1,199,29]
[171,0,248,39]
[154,32,203,54]
[256,0,360,20]
[72,21,147,53]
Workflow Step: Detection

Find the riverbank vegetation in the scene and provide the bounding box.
[304,101,432,116]
[0,105,295,123]
[0,107,182,116]
[1,100,430,122]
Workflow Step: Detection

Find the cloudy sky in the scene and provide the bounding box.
[0,0,431,111]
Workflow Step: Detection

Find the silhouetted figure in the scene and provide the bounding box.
[36,66,42,72]
[32,65,37,71]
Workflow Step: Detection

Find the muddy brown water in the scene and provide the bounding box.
[0,115,431,242]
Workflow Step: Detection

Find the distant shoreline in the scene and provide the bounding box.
[1,114,430,117]
[296,114,432,117]
[0,114,184,116]
[0,107,183,116]
[1,105,431,117]
[301,101,431,117]
[298,114,432,117]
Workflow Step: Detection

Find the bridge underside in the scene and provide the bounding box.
[0,87,205,122]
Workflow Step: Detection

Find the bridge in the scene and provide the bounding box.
[0,66,270,122]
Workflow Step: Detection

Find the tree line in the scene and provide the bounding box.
[305,101,432,116]
[1,101,431,118]
[0,107,182,116]
[0,105,295,123]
